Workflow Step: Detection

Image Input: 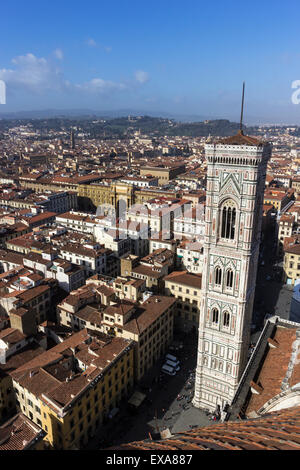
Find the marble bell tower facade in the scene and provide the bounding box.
[193,131,272,412]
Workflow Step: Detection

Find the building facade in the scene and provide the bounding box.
[193,131,271,412]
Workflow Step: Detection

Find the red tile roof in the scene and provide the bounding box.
[0,413,45,450]
[113,406,300,450]
[217,131,263,147]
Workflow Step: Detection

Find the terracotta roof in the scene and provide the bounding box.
[122,296,176,335]
[164,271,202,289]
[0,413,44,450]
[132,265,163,279]
[113,406,300,451]
[104,301,135,318]
[0,343,45,377]
[74,304,102,325]
[245,325,300,415]
[16,284,50,303]
[217,131,263,147]
[0,328,26,345]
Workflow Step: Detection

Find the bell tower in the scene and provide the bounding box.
[192,127,272,412]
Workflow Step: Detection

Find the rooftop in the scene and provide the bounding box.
[113,406,300,451]
[0,413,45,450]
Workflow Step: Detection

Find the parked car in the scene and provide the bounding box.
[165,353,178,363]
[161,364,176,376]
[165,359,180,371]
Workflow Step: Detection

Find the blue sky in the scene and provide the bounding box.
[1,0,300,123]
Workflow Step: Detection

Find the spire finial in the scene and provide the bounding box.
[239,82,245,135]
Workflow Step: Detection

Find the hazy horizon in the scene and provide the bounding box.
[1,0,300,124]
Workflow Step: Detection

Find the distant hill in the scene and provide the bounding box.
[0,108,208,121]
[0,114,258,138]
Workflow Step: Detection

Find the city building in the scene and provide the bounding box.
[57,284,176,382]
[193,131,271,412]
[0,413,46,450]
[164,271,202,332]
[139,164,186,185]
[277,214,295,256]
[283,236,300,286]
[11,329,135,450]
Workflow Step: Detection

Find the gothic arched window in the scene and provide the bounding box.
[220,200,236,240]
[212,308,219,324]
[226,269,234,288]
[215,267,222,285]
[223,311,230,328]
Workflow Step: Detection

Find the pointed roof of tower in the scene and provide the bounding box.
[217,130,263,146]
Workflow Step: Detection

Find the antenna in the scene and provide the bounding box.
[239,82,245,134]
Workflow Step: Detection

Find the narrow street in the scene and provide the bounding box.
[86,231,294,450]
[85,332,215,449]
[253,231,293,331]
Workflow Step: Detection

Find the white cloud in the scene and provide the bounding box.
[76,78,127,93]
[86,38,97,47]
[86,39,112,53]
[135,70,149,84]
[0,53,67,93]
[145,97,157,103]
[54,48,64,60]
[0,52,149,98]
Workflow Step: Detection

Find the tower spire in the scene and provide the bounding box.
[239,82,245,135]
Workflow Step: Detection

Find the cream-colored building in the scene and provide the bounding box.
[57,285,176,382]
[164,271,202,332]
[283,239,300,286]
[277,214,295,256]
[11,329,135,450]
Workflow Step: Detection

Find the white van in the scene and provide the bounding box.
[165,353,178,363]
[161,364,176,376]
[165,360,180,371]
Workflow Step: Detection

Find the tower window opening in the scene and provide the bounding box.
[215,267,222,285]
[226,269,234,288]
[221,201,236,240]
[212,308,219,324]
[223,311,230,328]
